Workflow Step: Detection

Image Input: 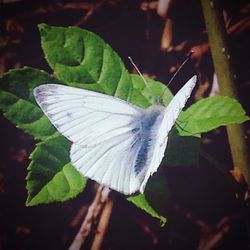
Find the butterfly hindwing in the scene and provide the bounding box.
[70,134,141,194]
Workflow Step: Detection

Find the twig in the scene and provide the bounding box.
[160,19,173,51]
[0,2,93,25]
[68,185,110,250]
[196,217,230,250]
[70,205,88,228]
[90,195,114,250]
[157,0,171,18]
[74,0,107,27]
[227,16,250,35]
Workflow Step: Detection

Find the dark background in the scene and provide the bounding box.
[0,1,249,249]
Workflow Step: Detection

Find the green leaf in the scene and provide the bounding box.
[39,23,132,100]
[132,171,170,225]
[0,67,57,140]
[164,128,200,167]
[25,24,134,206]
[127,194,167,225]
[178,96,249,135]
[26,136,87,206]
[0,25,201,222]
[0,67,87,206]
[130,74,173,108]
[144,172,170,218]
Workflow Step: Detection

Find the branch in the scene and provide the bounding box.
[74,0,107,27]
[68,185,110,250]
[91,195,114,250]
[0,2,93,23]
[200,0,250,191]
[196,217,230,250]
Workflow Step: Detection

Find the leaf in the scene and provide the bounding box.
[0,67,87,206]
[164,128,201,167]
[127,173,168,226]
[130,74,173,108]
[142,171,170,225]
[26,25,135,206]
[177,96,249,135]
[26,136,87,206]
[39,23,132,100]
[0,25,200,222]
[127,194,167,225]
[0,67,57,140]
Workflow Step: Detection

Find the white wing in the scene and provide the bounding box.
[34,76,196,195]
[139,75,197,192]
[33,84,146,194]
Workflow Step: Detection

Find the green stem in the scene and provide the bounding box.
[200,0,250,189]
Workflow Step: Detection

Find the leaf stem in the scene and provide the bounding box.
[200,0,250,190]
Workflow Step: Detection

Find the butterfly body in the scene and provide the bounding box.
[34,76,197,195]
[134,106,164,170]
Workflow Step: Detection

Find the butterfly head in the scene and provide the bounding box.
[153,96,164,106]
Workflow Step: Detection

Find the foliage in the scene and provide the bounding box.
[0,24,248,223]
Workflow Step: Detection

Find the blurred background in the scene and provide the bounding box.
[0,0,250,249]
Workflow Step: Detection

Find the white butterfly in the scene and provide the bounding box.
[33,75,196,195]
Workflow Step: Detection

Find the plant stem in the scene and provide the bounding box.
[200,0,250,190]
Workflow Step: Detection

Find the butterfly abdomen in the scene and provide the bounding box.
[134,106,164,176]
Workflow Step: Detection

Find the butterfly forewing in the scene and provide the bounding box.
[34,84,142,146]
[139,76,197,192]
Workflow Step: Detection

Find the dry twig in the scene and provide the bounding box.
[91,195,114,250]
[75,0,107,27]
[69,185,111,250]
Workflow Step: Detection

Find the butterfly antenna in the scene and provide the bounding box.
[167,51,194,87]
[162,51,194,98]
[128,56,153,91]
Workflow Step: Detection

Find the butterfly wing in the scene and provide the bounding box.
[34,76,196,195]
[139,75,197,192]
[33,84,145,194]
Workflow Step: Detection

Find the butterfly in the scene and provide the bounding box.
[33,75,196,195]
